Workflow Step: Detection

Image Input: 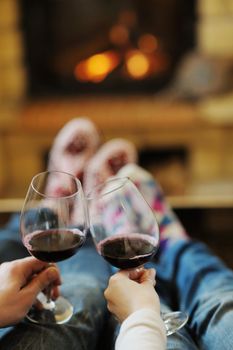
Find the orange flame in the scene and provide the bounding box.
[138,34,158,53]
[125,50,151,79]
[74,51,120,83]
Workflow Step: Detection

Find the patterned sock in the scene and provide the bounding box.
[117,164,189,249]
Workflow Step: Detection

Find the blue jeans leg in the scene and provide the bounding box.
[150,240,233,350]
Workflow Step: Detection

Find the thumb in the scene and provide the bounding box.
[24,267,61,299]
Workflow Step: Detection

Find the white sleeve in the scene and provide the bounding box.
[115,308,167,350]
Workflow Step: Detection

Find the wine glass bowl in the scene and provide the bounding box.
[20,171,88,324]
[87,177,160,270]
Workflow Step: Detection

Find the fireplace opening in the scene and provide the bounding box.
[20,0,196,97]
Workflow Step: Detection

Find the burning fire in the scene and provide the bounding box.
[74,16,167,84]
[74,51,120,83]
[125,50,151,79]
[138,34,158,54]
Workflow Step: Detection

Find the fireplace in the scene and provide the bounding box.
[0,0,205,201]
[20,0,196,97]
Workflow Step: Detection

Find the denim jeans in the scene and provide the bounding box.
[0,215,233,349]
[148,240,233,350]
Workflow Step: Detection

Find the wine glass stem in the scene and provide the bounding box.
[127,266,144,281]
[37,287,55,311]
[44,263,55,309]
[45,284,52,302]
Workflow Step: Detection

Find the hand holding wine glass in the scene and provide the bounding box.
[20,170,88,324]
[87,177,188,335]
[0,257,60,328]
[104,268,159,323]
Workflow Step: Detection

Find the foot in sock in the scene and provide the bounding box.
[46,117,100,196]
[117,164,188,248]
[71,138,137,225]
[83,138,137,195]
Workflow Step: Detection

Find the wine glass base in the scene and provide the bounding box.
[162,311,188,336]
[27,296,74,325]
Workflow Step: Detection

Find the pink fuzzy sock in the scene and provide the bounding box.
[83,138,138,195]
[46,117,100,197]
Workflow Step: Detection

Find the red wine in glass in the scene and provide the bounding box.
[97,233,158,269]
[24,228,86,262]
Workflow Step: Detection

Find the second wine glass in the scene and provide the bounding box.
[20,170,88,324]
[87,176,188,336]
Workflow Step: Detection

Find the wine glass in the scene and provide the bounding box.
[20,170,88,324]
[87,176,188,336]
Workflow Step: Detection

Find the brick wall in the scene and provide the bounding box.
[197,0,233,57]
[0,0,26,104]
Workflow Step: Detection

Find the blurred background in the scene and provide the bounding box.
[0,0,232,265]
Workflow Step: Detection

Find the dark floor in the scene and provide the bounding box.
[175,207,233,270]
